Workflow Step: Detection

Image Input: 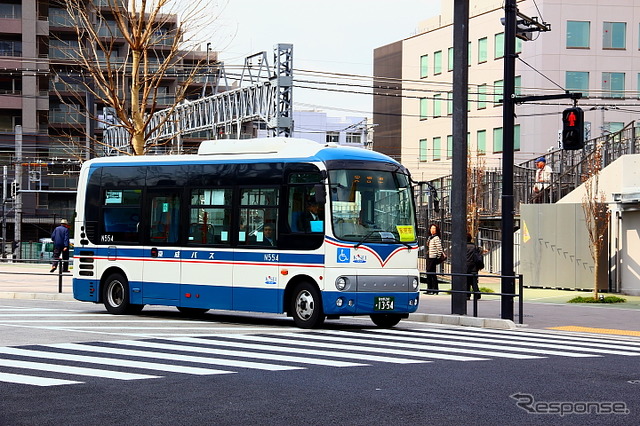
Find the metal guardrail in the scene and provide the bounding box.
[0,258,72,293]
[420,271,524,324]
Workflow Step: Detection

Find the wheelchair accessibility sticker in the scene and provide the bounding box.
[337,248,350,263]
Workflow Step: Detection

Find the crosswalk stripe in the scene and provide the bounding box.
[384,328,640,356]
[0,358,159,381]
[0,372,81,387]
[0,347,232,376]
[179,335,427,364]
[362,329,598,358]
[49,343,303,372]
[313,330,542,359]
[232,333,485,362]
[113,339,367,368]
[426,327,640,349]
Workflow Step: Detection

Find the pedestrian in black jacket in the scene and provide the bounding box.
[465,233,483,300]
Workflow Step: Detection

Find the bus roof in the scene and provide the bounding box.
[83,137,401,168]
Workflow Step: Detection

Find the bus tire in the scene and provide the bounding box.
[177,307,210,316]
[103,273,143,315]
[291,282,325,329]
[370,314,402,328]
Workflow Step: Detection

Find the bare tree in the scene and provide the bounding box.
[51,0,218,156]
[581,141,610,299]
[466,151,486,241]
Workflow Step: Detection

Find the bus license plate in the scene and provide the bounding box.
[374,296,394,311]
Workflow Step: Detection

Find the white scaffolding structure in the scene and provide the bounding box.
[102,44,293,155]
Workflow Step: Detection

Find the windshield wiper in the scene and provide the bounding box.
[354,229,380,249]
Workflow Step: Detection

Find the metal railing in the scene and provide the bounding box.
[420,271,524,324]
[0,258,72,293]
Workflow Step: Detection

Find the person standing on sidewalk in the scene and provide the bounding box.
[424,223,444,294]
[50,219,70,273]
[465,233,483,300]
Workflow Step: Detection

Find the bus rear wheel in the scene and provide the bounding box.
[103,273,143,315]
[291,282,325,329]
[370,314,402,328]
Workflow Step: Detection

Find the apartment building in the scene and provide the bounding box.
[374,0,640,182]
[0,0,211,242]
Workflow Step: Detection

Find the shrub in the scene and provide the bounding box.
[567,296,626,304]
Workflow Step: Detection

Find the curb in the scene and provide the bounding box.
[0,292,75,302]
[2,292,518,330]
[408,313,517,330]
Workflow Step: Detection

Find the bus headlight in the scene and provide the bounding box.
[411,276,419,291]
[335,276,348,291]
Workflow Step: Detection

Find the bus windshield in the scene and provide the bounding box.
[329,169,416,244]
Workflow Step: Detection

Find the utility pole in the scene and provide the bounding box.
[2,165,6,258]
[14,125,22,259]
[501,0,517,320]
[451,0,470,315]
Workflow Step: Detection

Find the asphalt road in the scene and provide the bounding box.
[1,299,639,425]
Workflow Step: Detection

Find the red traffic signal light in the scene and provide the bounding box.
[562,107,584,150]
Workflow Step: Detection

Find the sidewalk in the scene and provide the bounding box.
[1,263,640,335]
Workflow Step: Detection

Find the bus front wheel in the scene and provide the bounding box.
[103,273,143,315]
[291,282,325,329]
[370,314,402,328]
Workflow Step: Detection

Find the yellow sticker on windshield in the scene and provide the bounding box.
[396,225,416,242]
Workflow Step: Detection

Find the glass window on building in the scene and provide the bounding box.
[477,129,486,155]
[514,124,521,151]
[493,127,503,153]
[606,122,625,134]
[419,139,428,162]
[433,137,441,161]
[566,71,589,97]
[447,135,453,159]
[478,37,488,63]
[493,79,503,106]
[514,75,521,96]
[420,54,428,78]
[346,132,361,144]
[477,84,487,109]
[448,47,454,71]
[326,132,339,143]
[494,32,504,59]
[603,22,626,49]
[447,91,453,115]
[433,94,442,117]
[602,72,625,98]
[420,98,428,120]
[434,50,442,75]
[567,21,590,48]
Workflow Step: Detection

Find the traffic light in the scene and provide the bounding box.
[562,107,584,150]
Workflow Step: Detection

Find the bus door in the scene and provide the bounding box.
[233,187,280,312]
[142,189,182,304]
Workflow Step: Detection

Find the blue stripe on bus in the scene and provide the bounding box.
[74,276,419,316]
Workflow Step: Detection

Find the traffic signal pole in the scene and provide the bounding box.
[501,0,517,320]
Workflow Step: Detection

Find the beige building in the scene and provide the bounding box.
[374,0,640,182]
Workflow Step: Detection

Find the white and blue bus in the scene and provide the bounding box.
[72,138,420,328]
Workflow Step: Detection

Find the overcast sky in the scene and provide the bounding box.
[210,0,441,117]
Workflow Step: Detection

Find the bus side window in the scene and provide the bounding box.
[188,189,232,246]
[239,187,279,247]
[148,193,180,243]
